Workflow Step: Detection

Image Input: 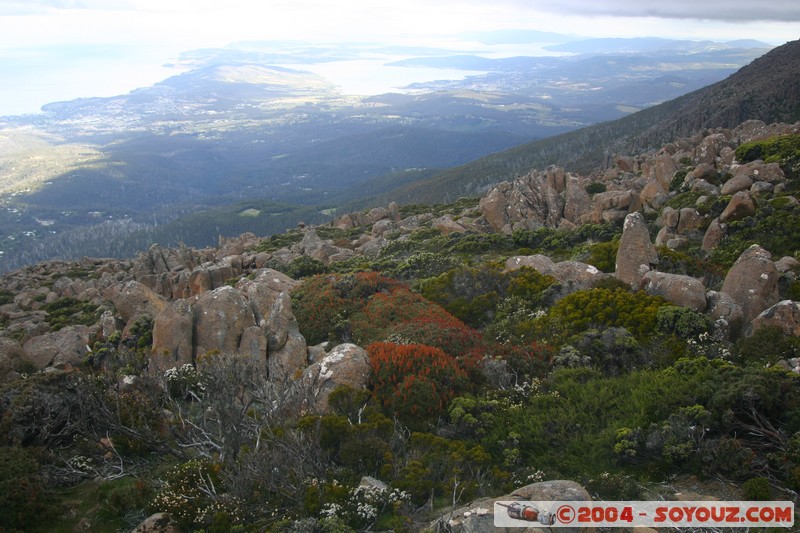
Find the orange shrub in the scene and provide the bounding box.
[368,342,469,426]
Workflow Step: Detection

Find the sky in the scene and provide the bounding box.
[0,0,798,116]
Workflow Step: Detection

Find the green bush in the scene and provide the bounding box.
[43,297,101,331]
[741,477,772,500]
[735,133,800,178]
[585,182,606,195]
[656,306,713,338]
[536,288,667,342]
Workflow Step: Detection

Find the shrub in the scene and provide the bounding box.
[585,182,606,195]
[656,306,713,338]
[735,133,800,178]
[150,459,243,530]
[292,273,402,345]
[368,343,468,427]
[537,288,667,342]
[741,477,772,500]
[43,297,101,331]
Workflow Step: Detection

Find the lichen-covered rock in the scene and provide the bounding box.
[615,212,658,289]
[702,218,727,252]
[131,513,181,533]
[237,269,298,326]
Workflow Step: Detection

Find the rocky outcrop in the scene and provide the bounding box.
[615,212,658,289]
[301,343,371,413]
[237,269,298,326]
[720,245,780,326]
[706,290,744,339]
[479,167,570,233]
[433,480,592,533]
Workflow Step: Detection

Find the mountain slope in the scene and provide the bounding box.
[383,39,800,205]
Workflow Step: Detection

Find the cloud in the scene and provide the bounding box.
[496,0,800,23]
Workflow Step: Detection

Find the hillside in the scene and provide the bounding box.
[384,39,800,205]
[1,120,799,531]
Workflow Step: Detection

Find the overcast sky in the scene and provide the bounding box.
[0,0,798,115]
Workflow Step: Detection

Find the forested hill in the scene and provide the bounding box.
[382,38,800,205]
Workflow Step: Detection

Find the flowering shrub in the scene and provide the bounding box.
[320,483,410,530]
[385,307,484,358]
[164,363,205,400]
[150,459,243,530]
[368,342,468,426]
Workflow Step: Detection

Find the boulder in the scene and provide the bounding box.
[131,513,181,533]
[432,215,467,234]
[193,286,256,358]
[642,272,707,312]
[239,325,268,363]
[505,254,554,273]
[23,325,96,369]
[432,480,592,533]
[750,181,774,195]
[676,208,704,234]
[301,343,371,413]
[106,281,167,326]
[266,292,307,382]
[733,160,785,183]
[719,191,755,223]
[152,299,194,372]
[701,218,727,252]
[694,133,731,166]
[615,212,658,289]
[721,245,780,326]
[748,300,800,337]
[720,174,753,195]
[706,290,744,339]
[776,256,800,273]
